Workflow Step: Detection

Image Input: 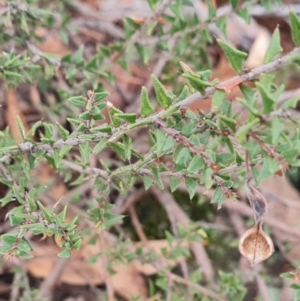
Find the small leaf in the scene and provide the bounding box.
[94,92,109,103]
[69,96,86,107]
[114,113,136,123]
[290,11,300,46]
[256,82,275,113]
[79,142,91,164]
[109,142,126,160]
[218,115,236,131]
[73,45,84,65]
[151,75,173,109]
[229,0,238,8]
[182,72,213,94]
[211,187,226,209]
[16,115,26,140]
[123,134,132,161]
[143,175,154,190]
[185,177,198,199]
[264,27,282,63]
[177,85,189,102]
[280,272,295,279]
[271,118,282,145]
[187,156,205,173]
[169,176,181,193]
[57,249,71,258]
[212,90,226,112]
[236,118,260,141]
[1,233,18,245]
[217,39,247,74]
[140,86,155,117]
[150,165,164,189]
[155,130,167,157]
[57,123,69,140]
[79,111,91,120]
[175,147,191,166]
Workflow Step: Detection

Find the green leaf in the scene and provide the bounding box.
[79,111,91,120]
[290,11,300,46]
[229,0,238,8]
[240,85,255,102]
[1,233,18,245]
[151,75,173,109]
[218,115,236,131]
[57,249,71,258]
[37,201,53,222]
[211,187,226,209]
[137,45,151,64]
[16,115,26,140]
[94,92,109,103]
[264,27,282,63]
[237,98,259,116]
[212,90,226,112]
[182,72,213,94]
[140,86,155,117]
[177,85,189,102]
[187,156,205,173]
[143,175,154,190]
[155,130,167,157]
[57,123,69,140]
[123,134,132,161]
[109,142,126,160]
[59,145,72,158]
[216,153,234,166]
[72,45,84,65]
[271,118,282,145]
[90,124,112,134]
[162,136,175,152]
[175,147,191,166]
[217,39,247,74]
[68,96,86,107]
[70,174,85,186]
[201,168,214,190]
[236,118,260,142]
[280,272,295,279]
[79,142,91,164]
[238,8,250,24]
[169,176,181,193]
[114,113,136,124]
[18,238,32,252]
[149,165,164,189]
[256,82,275,113]
[0,178,13,187]
[185,177,198,199]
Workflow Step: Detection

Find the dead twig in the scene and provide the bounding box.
[128,205,147,243]
[169,273,228,301]
[37,258,70,300]
[151,187,215,282]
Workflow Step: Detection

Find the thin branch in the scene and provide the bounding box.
[37,258,70,300]
[128,205,147,243]
[1,47,300,160]
[169,273,228,301]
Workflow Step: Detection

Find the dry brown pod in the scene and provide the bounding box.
[245,180,268,223]
[239,221,274,265]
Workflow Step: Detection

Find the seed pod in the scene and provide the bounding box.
[239,222,274,265]
[245,180,267,223]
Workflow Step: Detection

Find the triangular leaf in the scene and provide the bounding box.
[217,39,247,74]
[151,75,173,109]
[290,11,300,46]
[140,86,155,117]
[264,27,282,63]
